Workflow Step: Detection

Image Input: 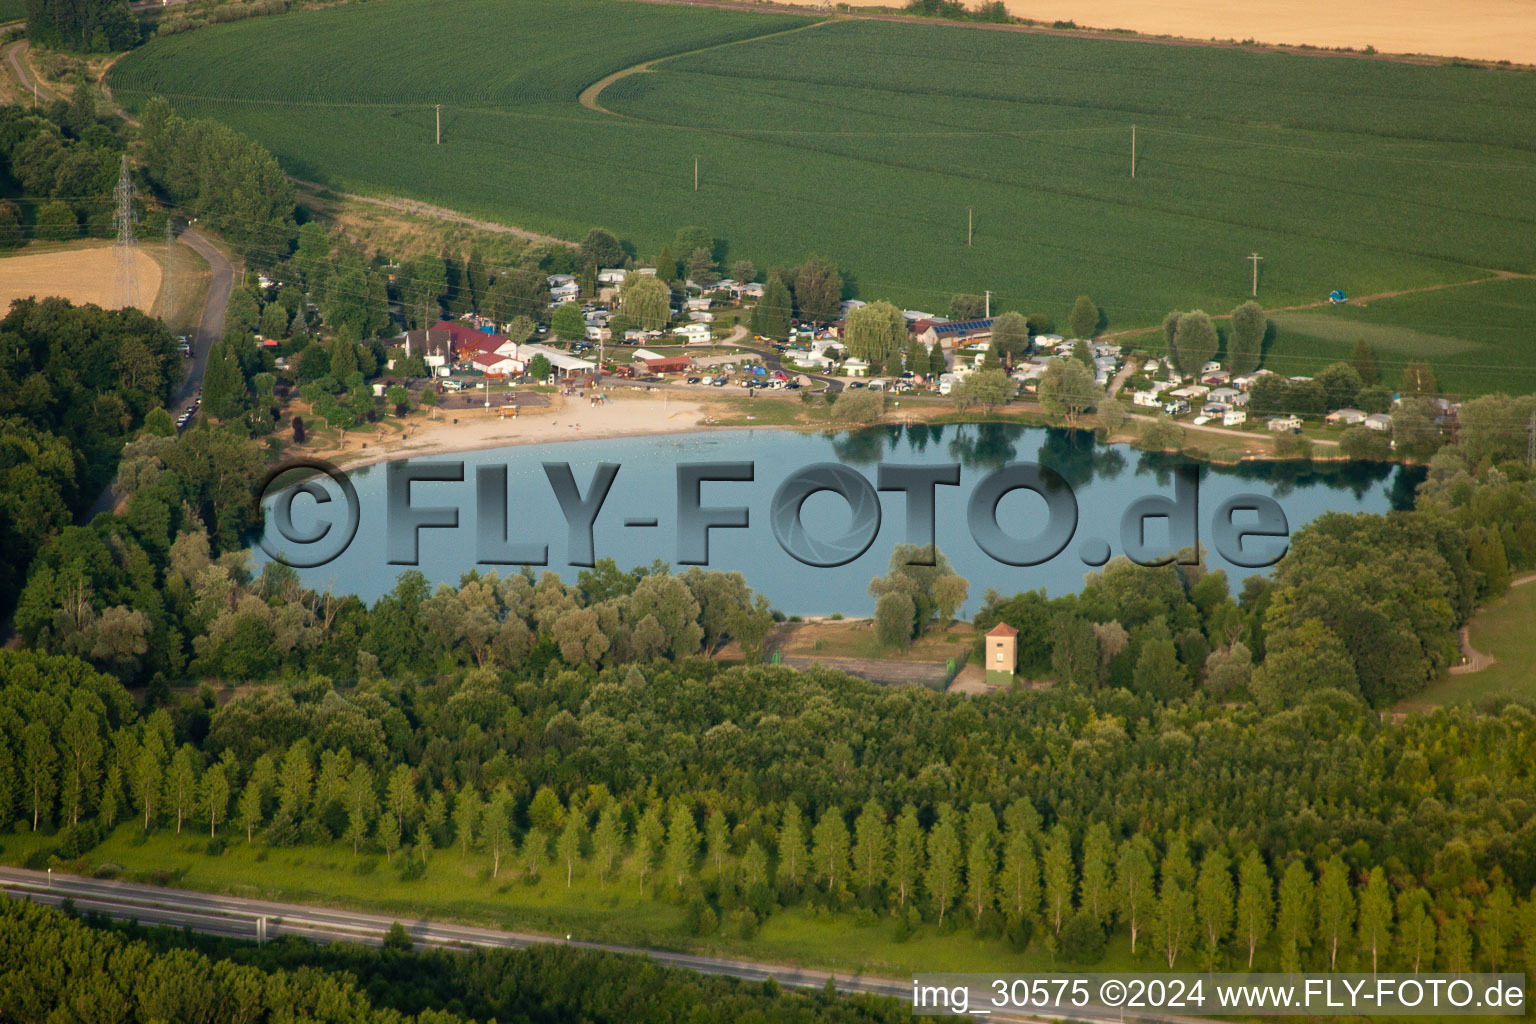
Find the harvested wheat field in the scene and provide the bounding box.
[0,244,163,313]
[831,0,1536,64]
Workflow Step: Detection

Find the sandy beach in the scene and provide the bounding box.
[820,0,1536,64]
[319,390,715,471]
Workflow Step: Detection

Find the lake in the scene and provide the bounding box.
[252,423,1418,616]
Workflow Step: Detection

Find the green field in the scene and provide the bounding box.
[109,0,1536,383]
[1400,581,1536,711]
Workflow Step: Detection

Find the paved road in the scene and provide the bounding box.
[0,865,1228,1024]
[87,226,233,520]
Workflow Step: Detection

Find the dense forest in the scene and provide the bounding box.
[0,899,913,1023]
[23,0,137,53]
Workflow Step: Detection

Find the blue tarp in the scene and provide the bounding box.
[751,364,766,375]
[1328,289,1347,303]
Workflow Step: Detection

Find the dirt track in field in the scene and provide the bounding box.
[0,245,163,312]
[823,0,1536,65]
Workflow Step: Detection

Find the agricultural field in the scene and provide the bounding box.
[108,0,1536,389]
[0,242,163,312]
[1267,276,1536,396]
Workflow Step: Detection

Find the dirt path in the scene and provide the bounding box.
[579,16,839,117]
[3,41,54,106]
[1449,572,1536,675]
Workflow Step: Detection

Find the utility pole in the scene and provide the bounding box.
[112,155,139,311]
[1247,253,1263,297]
[984,290,990,318]
[1527,412,1535,465]
[436,104,441,144]
[1131,124,1136,178]
[694,154,699,192]
[968,207,973,246]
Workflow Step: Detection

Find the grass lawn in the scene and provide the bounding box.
[0,826,1142,976]
[108,0,1536,365]
[1398,582,1536,711]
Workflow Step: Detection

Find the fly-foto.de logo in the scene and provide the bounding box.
[254,458,1290,572]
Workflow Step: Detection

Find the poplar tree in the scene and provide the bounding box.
[776,803,808,893]
[344,765,376,856]
[1396,888,1435,973]
[1316,856,1355,969]
[1356,867,1393,975]
[1195,848,1235,969]
[166,745,198,833]
[1115,839,1156,955]
[59,705,101,828]
[1156,876,1196,968]
[201,756,232,837]
[811,807,851,895]
[665,801,700,892]
[852,799,889,897]
[1276,860,1315,971]
[705,810,729,878]
[1479,885,1514,972]
[557,812,586,887]
[635,802,665,893]
[132,730,164,831]
[1078,823,1113,925]
[891,804,923,911]
[22,720,57,831]
[1001,825,1040,925]
[1041,824,1075,936]
[484,790,511,877]
[592,804,624,888]
[925,811,962,927]
[1235,849,1274,968]
[453,786,482,856]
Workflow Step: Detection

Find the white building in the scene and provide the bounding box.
[1364,413,1393,431]
[674,323,712,344]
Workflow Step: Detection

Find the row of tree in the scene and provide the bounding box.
[2,898,904,1024]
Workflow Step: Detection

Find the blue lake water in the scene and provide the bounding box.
[253,423,1417,616]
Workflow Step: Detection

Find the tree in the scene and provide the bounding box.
[1133,637,1190,702]
[557,811,586,887]
[1196,849,1235,969]
[851,799,888,896]
[1396,888,1435,973]
[1078,823,1112,925]
[990,311,1030,364]
[731,259,756,283]
[705,809,729,878]
[35,200,79,242]
[1039,358,1098,427]
[665,801,700,891]
[620,272,671,331]
[403,254,447,330]
[1317,361,1363,410]
[811,807,850,895]
[1114,839,1155,954]
[1041,824,1074,936]
[1350,339,1379,384]
[925,811,962,927]
[453,786,482,856]
[776,803,808,893]
[954,368,1012,411]
[551,302,587,342]
[579,228,624,270]
[1276,860,1314,970]
[0,201,22,250]
[1235,849,1274,968]
[484,269,550,326]
[1171,311,1218,377]
[891,804,924,910]
[1356,866,1393,975]
[592,803,623,888]
[59,706,101,827]
[132,732,164,831]
[875,591,916,650]
[1227,300,1266,375]
[842,301,906,365]
[378,809,401,862]
[949,294,986,320]
[1156,876,1196,968]
[1478,885,1514,972]
[635,802,665,892]
[483,790,511,877]
[166,745,198,833]
[752,274,793,339]
[528,353,553,380]
[1001,824,1040,925]
[22,721,57,831]
[655,244,679,283]
[794,254,842,323]
[1068,295,1099,340]
[687,247,718,288]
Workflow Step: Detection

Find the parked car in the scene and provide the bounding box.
[847,381,864,389]
[686,376,701,384]
[710,377,727,387]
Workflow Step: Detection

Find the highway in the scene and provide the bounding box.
[0,866,1234,1024]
